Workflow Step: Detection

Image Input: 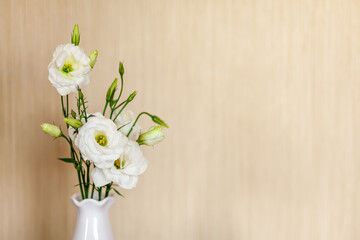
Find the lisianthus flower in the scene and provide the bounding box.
[91,141,148,189]
[114,110,141,141]
[75,113,127,168]
[48,43,92,96]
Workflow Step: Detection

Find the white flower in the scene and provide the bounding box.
[75,113,127,168]
[114,110,141,141]
[91,141,148,189]
[48,43,92,96]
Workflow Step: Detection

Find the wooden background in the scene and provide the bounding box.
[1,0,360,239]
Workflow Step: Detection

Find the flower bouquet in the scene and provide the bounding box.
[41,25,168,239]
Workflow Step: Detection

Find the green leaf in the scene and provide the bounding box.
[117,122,130,131]
[58,158,76,163]
[71,109,77,118]
[112,187,125,198]
[73,183,86,187]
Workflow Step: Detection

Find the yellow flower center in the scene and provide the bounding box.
[114,158,126,170]
[61,61,74,74]
[95,134,107,146]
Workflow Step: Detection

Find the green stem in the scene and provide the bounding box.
[61,96,67,117]
[77,96,81,118]
[105,183,113,198]
[118,75,124,103]
[85,161,90,198]
[77,168,85,199]
[127,112,152,137]
[79,153,86,197]
[110,100,126,119]
[109,75,124,118]
[62,135,80,163]
[114,75,124,106]
[60,95,85,199]
[66,95,69,117]
[113,98,134,121]
[91,183,95,199]
[62,134,84,198]
[103,101,108,116]
[78,90,88,122]
[98,187,102,201]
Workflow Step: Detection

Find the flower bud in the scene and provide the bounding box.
[89,50,98,68]
[151,115,169,128]
[41,123,62,138]
[64,118,83,128]
[128,91,136,101]
[137,126,165,146]
[106,78,117,102]
[71,24,80,46]
[119,61,124,77]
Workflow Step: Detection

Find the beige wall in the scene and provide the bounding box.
[1,0,360,239]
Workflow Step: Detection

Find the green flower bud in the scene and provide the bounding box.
[41,123,62,138]
[64,118,83,128]
[106,78,118,102]
[71,24,80,46]
[89,50,98,68]
[128,91,137,101]
[151,115,169,128]
[137,126,165,146]
[119,61,124,77]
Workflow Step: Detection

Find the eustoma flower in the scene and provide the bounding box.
[75,113,126,168]
[48,43,92,95]
[91,141,148,189]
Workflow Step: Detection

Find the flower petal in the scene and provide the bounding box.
[91,168,111,187]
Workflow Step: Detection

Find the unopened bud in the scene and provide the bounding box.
[151,115,169,128]
[64,118,83,128]
[41,123,62,138]
[137,126,165,146]
[119,61,124,77]
[128,91,137,101]
[71,24,80,46]
[106,78,118,102]
[89,50,98,68]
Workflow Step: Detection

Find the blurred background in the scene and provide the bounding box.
[1,0,360,239]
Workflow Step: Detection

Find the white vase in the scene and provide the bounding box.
[70,193,115,240]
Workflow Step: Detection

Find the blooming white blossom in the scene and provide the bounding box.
[75,113,127,168]
[91,141,148,189]
[48,43,92,96]
[114,110,141,141]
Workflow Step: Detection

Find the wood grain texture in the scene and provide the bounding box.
[1,0,360,239]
